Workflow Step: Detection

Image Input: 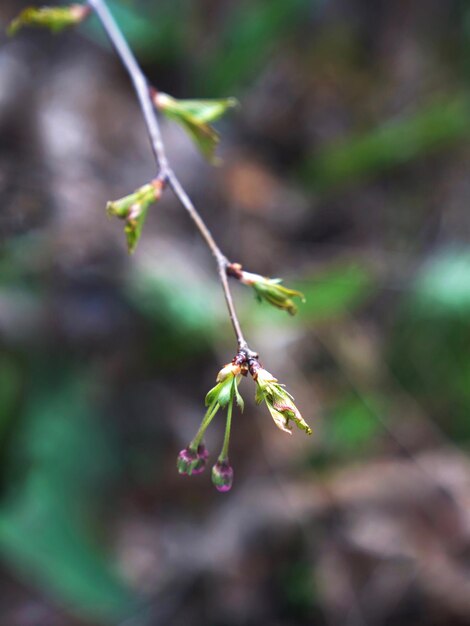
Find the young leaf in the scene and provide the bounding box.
[234,380,244,412]
[8,5,90,36]
[216,377,233,408]
[254,368,312,435]
[163,97,238,124]
[240,270,305,315]
[107,180,162,254]
[124,203,150,255]
[153,91,237,163]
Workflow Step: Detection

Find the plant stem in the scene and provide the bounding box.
[87,0,253,353]
[219,395,233,460]
[190,402,220,449]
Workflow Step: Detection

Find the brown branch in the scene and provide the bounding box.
[87,0,255,356]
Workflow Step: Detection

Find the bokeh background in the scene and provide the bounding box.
[1,0,470,624]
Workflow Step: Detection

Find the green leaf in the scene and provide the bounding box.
[251,278,305,315]
[176,116,220,163]
[234,380,245,412]
[124,204,150,254]
[216,377,234,408]
[155,92,237,162]
[0,367,136,622]
[8,5,90,36]
[107,182,161,254]
[160,96,238,124]
[205,385,220,408]
[205,377,235,409]
[247,264,373,328]
[255,384,265,405]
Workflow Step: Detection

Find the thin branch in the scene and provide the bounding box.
[87,0,254,354]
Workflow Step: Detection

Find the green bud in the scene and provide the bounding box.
[106,180,162,254]
[254,367,312,436]
[240,271,305,315]
[205,363,244,411]
[153,91,238,163]
[8,4,90,36]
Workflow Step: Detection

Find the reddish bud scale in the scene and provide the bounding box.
[248,358,261,378]
[151,178,165,195]
[70,5,92,21]
[232,352,249,376]
[226,263,243,280]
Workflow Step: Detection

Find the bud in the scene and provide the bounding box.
[8,5,90,36]
[107,179,163,254]
[176,444,209,476]
[254,367,312,436]
[190,444,209,475]
[240,271,305,315]
[216,362,241,383]
[211,459,234,492]
[206,363,244,411]
[177,361,245,490]
[152,91,238,163]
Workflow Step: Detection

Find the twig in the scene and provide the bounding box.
[87,0,255,355]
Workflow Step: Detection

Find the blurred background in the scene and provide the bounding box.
[1,0,470,624]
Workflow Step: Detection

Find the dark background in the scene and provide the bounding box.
[1,1,470,624]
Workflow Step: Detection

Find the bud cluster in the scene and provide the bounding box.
[176,444,209,476]
[176,362,243,492]
[177,353,311,492]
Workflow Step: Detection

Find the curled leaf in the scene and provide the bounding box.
[240,271,305,315]
[153,91,238,163]
[8,4,90,36]
[107,180,162,254]
[254,367,312,435]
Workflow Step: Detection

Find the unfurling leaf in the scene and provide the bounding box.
[253,367,312,435]
[106,179,162,254]
[7,5,90,36]
[239,270,305,315]
[205,363,243,409]
[153,91,238,163]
